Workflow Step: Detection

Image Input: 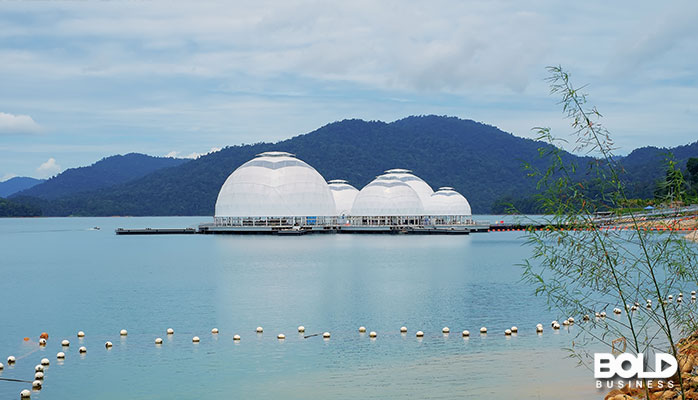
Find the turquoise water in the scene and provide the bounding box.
[0,217,600,399]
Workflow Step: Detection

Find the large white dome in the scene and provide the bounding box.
[379,169,434,204]
[328,179,359,216]
[426,187,472,216]
[351,175,424,216]
[214,151,336,217]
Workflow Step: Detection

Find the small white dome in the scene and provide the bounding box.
[426,187,472,215]
[351,175,424,216]
[215,152,336,217]
[380,169,434,205]
[328,179,359,216]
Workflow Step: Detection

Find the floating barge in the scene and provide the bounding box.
[115,223,490,235]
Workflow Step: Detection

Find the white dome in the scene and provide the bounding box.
[351,176,424,216]
[215,151,336,217]
[379,169,434,204]
[328,179,359,216]
[426,187,472,216]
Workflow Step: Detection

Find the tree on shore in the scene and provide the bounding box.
[520,66,698,400]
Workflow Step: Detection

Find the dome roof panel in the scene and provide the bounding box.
[426,188,472,216]
[215,152,336,217]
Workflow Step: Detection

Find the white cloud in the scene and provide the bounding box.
[166,147,221,159]
[1,173,17,182]
[36,158,62,178]
[0,112,42,135]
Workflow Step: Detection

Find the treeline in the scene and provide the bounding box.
[0,197,42,217]
[491,157,698,214]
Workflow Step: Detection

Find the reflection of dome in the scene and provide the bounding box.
[214,151,336,217]
[328,179,359,216]
[378,169,434,205]
[351,175,424,216]
[426,187,472,216]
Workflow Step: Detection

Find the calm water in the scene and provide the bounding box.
[0,217,601,399]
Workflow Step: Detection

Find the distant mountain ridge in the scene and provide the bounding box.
[0,177,44,198]
[7,116,698,216]
[13,153,188,200]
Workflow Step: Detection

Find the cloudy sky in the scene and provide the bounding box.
[1,0,697,180]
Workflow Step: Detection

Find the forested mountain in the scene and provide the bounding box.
[7,116,698,216]
[12,153,188,200]
[618,141,698,199]
[0,177,44,197]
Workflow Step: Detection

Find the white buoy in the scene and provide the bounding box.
[369,331,377,338]
[358,326,366,333]
[416,330,424,337]
[40,358,49,366]
[0,362,4,370]
[594,312,600,318]
[211,328,219,334]
[462,330,470,337]
[38,338,46,346]
[323,332,331,339]
[20,389,31,398]
[480,327,487,334]
[32,380,42,389]
[511,326,518,333]
[442,327,450,334]
[233,335,241,341]
[155,338,163,344]
[562,319,569,326]
[79,346,87,353]
[77,331,85,338]
[400,326,407,333]
[277,334,286,340]
[34,365,43,372]
[7,356,16,364]
[256,327,263,333]
[120,329,128,336]
[583,315,590,321]
[192,336,200,343]
[668,295,674,301]
[613,308,621,315]
[551,320,558,327]
[536,324,543,333]
[105,341,113,348]
[505,329,512,336]
[692,291,696,296]
[553,322,560,330]
[167,328,174,335]
[34,372,44,380]
[61,339,70,347]
[56,352,65,359]
[568,317,575,324]
[298,326,305,333]
[600,311,607,318]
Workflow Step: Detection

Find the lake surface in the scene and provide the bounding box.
[0,216,602,399]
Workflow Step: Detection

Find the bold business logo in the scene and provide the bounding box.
[594,353,677,390]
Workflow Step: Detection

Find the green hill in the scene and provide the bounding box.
[9,116,698,216]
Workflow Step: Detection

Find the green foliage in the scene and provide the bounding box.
[0,197,42,217]
[687,157,698,197]
[521,66,698,399]
[654,158,688,203]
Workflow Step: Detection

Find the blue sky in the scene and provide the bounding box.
[1,0,697,180]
